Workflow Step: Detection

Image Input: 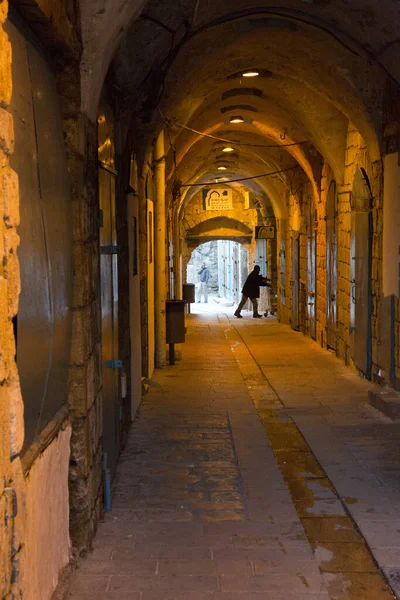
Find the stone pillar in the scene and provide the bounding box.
[173,207,182,299]
[154,130,167,367]
[383,153,400,296]
[57,65,103,554]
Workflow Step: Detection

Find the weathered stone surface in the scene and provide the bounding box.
[0,29,11,107]
[0,106,13,153]
[2,167,19,228]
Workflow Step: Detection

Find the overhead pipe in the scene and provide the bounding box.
[154,130,167,367]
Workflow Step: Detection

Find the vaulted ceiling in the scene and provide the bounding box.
[84,0,399,217]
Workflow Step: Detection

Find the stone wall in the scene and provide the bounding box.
[1,3,105,595]
[0,3,25,595]
[22,425,72,600]
[59,65,103,554]
[277,124,384,380]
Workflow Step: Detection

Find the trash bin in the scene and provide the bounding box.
[166,300,186,344]
[183,283,196,303]
[182,283,196,312]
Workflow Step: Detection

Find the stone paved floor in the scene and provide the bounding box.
[67,314,400,600]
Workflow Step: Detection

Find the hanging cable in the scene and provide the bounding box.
[161,114,310,148]
[179,166,299,187]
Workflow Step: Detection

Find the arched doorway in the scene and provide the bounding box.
[326,181,338,350]
[186,240,249,306]
[350,168,373,378]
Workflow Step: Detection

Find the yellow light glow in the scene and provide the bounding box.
[217,166,228,171]
[229,116,244,124]
[222,147,234,152]
[242,70,260,77]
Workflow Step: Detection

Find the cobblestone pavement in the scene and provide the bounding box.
[67,314,399,600]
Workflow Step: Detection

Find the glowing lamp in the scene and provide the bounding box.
[229,116,244,124]
[242,70,260,77]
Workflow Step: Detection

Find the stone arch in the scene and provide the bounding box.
[186,216,253,239]
[80,0,148,118]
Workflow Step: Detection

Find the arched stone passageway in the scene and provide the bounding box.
[2,1,400,598]
[186,239,249,306]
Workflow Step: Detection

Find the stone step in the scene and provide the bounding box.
[368,386,400,420]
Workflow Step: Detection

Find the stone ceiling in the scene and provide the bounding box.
[82,0,400,216]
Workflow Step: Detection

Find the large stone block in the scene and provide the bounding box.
[70,301,98,365]
[0,107,13,154]
[63,113,88,157]
[2,167,19,228]
[5,250,20,318]
[72,240,99,308]
[0,276,9,381]
[69,347,101,418]
[0,30,11,107]
[9,376,23,457]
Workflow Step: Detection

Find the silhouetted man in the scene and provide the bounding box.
[234,265,270,318]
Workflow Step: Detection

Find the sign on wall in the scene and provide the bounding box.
[255,225,275,239]
[202,187,233,211]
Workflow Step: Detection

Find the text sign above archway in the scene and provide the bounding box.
[202,188,233,211]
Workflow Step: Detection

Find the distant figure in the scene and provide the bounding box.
[234,265,270,318]
[197,262,210,303]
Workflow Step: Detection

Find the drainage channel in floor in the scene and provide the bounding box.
[220,315,396,600]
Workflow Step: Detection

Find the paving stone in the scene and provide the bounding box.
[219,572,325,593]
[142,593,212,600]
[157,559,252,576]
[301,517,362,543]
[213,594,330,600]
[312,541,377,573]
[68,316,397,600]
[322,572,394,599]
[113,545,212,560]
[108,574,218,592]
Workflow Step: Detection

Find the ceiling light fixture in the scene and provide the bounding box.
[242,70,260,77]
[229,116,244,124]
[217,166,228,171]
[222,146,234,152]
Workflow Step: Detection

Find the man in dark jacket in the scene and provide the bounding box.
[197,262,210,303]
[234,265,270,318]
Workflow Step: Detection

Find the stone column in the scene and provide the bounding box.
[154,130,167,367]
[173,207,182,299]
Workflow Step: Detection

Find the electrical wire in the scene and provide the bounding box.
[179,166,299,187]
[161,114,309,148]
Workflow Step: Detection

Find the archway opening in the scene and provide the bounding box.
[186,240,248,311]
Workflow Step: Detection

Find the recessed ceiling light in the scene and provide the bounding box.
[215,177,229,182]
[217,166,228,171]
[229,116,244,124]
[242,70,260,77]
[222,146,234,152]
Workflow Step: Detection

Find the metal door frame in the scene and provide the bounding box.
[99,162,120,475]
